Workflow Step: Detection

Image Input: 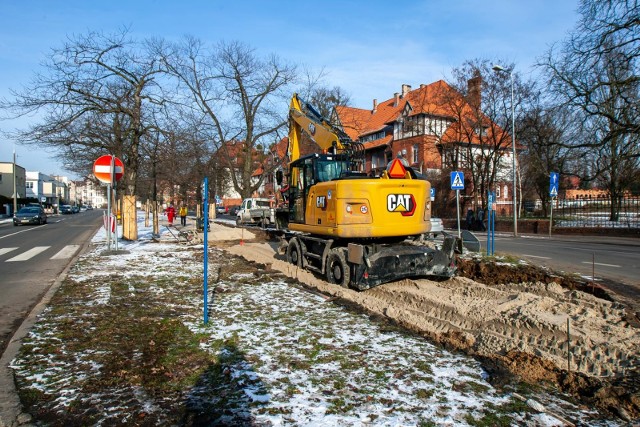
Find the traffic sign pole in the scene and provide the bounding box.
[450,171,465,238]
[94,155,125,251]
[549,197,554,238]
[549,172,559,239]
[203,177,209,325]
[487,191,495,256]
[113,183,118,251]
[456,190,461,238]
[107,183,112,251]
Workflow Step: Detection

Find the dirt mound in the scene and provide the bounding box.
[226,240,640,421]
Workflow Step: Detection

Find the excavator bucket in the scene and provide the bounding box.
[349,234,459,291]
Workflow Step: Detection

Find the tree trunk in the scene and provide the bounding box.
[122,195,138,240]
[609,194,621,222]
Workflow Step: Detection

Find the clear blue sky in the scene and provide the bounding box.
[0,0,580,178]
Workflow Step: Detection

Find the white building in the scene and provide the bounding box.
[0,162,26,215]
[26,171,68,213]
[69,177,106,208]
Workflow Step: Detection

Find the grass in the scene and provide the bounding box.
[10,240,608,426]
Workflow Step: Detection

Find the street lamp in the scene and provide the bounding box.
[12,149,17,215]
[492,64,518,237]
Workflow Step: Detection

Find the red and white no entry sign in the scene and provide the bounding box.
[93,155,124,184]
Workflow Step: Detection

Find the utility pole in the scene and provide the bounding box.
[13,149,17,215]
[492,65,518,237]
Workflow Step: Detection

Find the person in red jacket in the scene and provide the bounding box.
[166,204,176,226]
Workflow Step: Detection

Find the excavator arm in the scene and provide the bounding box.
[288,93,358,163]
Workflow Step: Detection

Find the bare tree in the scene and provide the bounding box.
[157,37,297,200]
[445,59,535,213]
[517,102,579,216]
[307,86,351,120]
[540,0,640,219]
[0,29,166,197]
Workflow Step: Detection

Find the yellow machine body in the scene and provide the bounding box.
[287,174,432,239]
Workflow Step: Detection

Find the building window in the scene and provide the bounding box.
[412,144,419,164]
[496,186,500,198]
[26,182,33,189]
[372,152,385,169]
[504,185,509,199]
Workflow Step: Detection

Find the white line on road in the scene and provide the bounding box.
[50,245,81,260]
[522,254,551,260]
[581,261,621,268]
[0,226,44,239]
[6,246,50,262]
[0,247,18,256]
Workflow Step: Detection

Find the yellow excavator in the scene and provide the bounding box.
[275,93,459,290]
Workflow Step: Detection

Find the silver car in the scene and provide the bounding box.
[429,217,444,238]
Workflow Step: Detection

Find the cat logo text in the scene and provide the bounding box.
[387,194,416,216]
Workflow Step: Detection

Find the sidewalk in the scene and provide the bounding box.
[160,216,255,243]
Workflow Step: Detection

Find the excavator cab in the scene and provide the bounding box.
[286,153,351,224]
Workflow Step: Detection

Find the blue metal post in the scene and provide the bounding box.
[486,208,491,255]
[203,177,209,325]
[491,210,495,255]
[487,191,496,256]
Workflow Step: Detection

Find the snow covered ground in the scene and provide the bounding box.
[9,215,623,426]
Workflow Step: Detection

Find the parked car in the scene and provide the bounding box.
[72,205,80,213]
[216,205,226,215]
[13,206,47,226]
[228,205,240,216]
[429,217,444,237]
[60,205,73,214]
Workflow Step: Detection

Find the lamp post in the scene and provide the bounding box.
[492,64,518,237]
[12,149,17,215]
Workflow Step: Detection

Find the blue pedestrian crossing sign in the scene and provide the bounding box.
[450,171,464,190]
[430,187,436,201]
[549,172,559,197]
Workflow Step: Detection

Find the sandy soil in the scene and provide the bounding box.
[208,223,639,421]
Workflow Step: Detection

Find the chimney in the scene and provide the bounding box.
[420,84,426,89]
[372,99,378,114]
[401,84,412,98]
[394,92,400,107]
[467,70,482,110]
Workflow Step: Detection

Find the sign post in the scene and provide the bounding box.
[93,155,124,251]
[203,177,209,325]
[549,172,559,238]
[487,191,495,255]
[451,171,465,238]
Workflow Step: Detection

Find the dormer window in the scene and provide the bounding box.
[475,126,487,137]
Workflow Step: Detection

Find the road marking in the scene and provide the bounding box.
[523,254,551,260]
[6,246,50,262]
[0,227,43,239]
[0,247,18,256]
[581,261,621,268]
[50,245,80,260]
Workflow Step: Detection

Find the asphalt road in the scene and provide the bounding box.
[0,209,103,353]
